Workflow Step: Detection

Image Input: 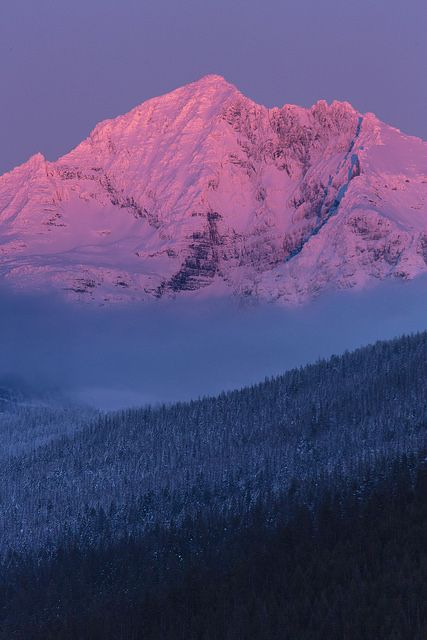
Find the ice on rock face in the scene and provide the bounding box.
[0,75,426,303]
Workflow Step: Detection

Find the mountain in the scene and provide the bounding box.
[0,75,426,303]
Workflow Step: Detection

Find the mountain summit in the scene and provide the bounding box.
[0,76,426,303]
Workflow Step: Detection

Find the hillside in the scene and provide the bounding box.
[1,331,427,638]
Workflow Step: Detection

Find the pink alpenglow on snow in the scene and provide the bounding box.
[0,75,426,304]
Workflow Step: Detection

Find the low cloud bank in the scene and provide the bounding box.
[2,277,427,409]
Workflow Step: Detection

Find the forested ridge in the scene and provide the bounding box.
[1,331,427,637]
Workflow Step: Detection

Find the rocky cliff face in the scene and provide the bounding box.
[0,75,426,303]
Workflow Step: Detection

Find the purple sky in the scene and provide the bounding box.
[1,0,425,175]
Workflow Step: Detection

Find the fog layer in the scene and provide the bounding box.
[2,278,427,409]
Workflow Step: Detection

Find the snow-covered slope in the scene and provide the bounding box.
[0,75,426,303]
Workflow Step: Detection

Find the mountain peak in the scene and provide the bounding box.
[60,74,243,165]
[162,73,241,104]
[192,73,233,86]
[137,74,240,109]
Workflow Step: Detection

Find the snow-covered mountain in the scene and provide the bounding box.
[1,75,426,303]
